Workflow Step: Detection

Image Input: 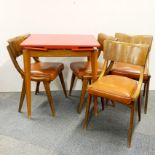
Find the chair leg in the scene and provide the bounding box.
[69,73,76,96]
[144,78,150,114]
[137,93,141,121]
[128,103,135,147]
[143,82,146,96]
[43,81,55,116]
[105,99,109,105]
[111,100,115,107]
[18,80,26,112]
[88,79,91,84]
[78,78,88,113]
[35,81,40,95]
[83,94,92,128]
[59,72,67,97]
[105,100,115,107]
[101,97,104,111]
[94,96,98,116]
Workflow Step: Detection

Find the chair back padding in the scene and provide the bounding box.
[104,40,149,66]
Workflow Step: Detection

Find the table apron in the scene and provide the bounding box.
[27,50,92,57]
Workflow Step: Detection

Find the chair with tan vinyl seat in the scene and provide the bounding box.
[83,40,149,147]
[7,34,67,116]
[69,33,115,113]
[111,33,153,114]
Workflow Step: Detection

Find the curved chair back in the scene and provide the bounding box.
[115,33,153,50]
[7,34,30,76]
[104,40,149,66]
[115,33,153,71]
[98,33,116,51]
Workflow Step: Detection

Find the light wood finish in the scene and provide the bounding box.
[19,46,98,118]
[128,102,135,148]
[115,33,153,47]
[59,72,68,98]
[78,78,88,113]
[69,73,76,96]
[7,35,67,118]
[144,77,150,113]
[23,49,97,118]
[90,50,98,81]
[137,93,141,121]
[83,40,149,147]
[18,80,26,112]
[143,82,147,96]
[104,41,149,66]
[83,94,92,128]
[30,50,91,57]
[93,96,98,116]
[23,50,31,118]
[43,81,55,116]
[98,33,116,51]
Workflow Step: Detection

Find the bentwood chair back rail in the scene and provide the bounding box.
[7,34,67,116]
[7,34,41,94]
[111,33,153,114]
[83,40,149,147]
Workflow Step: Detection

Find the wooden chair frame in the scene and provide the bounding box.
[7,35,67,116]
[83,40,149,147]
[69,33,116,113]
[115,33,153,114]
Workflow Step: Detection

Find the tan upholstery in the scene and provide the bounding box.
[7,34,67,116]
[111,62,149,81]
[70,61,103,79]
[88,75,138,104]
[95,40,149,101]
[31,62,64,81]
[83,40,149,147]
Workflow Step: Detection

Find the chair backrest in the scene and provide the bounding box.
[97,33,116,59]
[104,40,149,66]
[98,33,116,51]
[115,33,153,50]
[7,34,30,76]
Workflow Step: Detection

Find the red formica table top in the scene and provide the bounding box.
[20,34,100,50]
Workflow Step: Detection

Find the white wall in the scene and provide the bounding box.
[0,0,155,92]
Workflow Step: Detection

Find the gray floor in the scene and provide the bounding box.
[0,91,155,155]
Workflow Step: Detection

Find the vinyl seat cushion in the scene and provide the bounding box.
[30,62,64,80]
[88,75,138,104]
[70,61,103,79]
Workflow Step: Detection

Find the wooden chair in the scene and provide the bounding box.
[69,33,115,113]
[7,34,67,116]
[111,33,153,114]
[83,40,149,147]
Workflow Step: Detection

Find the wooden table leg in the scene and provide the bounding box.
[91,50,98,115]
[91,50,98,82]
[23,50,31,119]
